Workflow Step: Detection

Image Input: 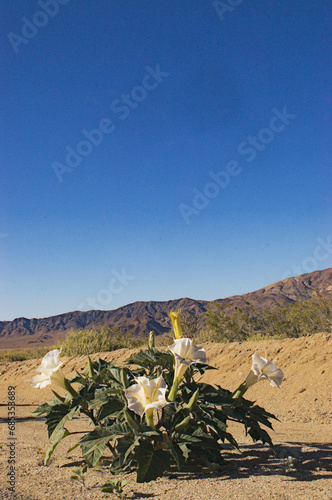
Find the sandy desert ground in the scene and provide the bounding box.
[0,332,331,499]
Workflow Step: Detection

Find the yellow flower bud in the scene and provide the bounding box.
[169,310,183,339]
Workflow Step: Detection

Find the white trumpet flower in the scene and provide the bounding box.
[29,348,67,390]
[169,338,207,381]
[249,352,284,388]
[124,375,169,418]
[168,338,206,401]
[233,352,284,399]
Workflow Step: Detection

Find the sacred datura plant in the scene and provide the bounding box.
[30,310,283,485]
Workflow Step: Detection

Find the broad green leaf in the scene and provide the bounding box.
[108,367,128,386]
[174,433,201,444]
[46,404,79,440]
[32,399,59,417]
[101,479,131,496]
[89,388,123,410]
[44,427,70,465]
[125,349,173,372]
[117,435,140,464]
[167,441,188,469]
[79,422,130,466]
[98,398,124,421]
[135,441,170,483]
[79,432,113,466]
[224,432,240,452]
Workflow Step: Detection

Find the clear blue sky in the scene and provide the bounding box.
[1,0,331,321]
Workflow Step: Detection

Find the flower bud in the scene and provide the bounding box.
[186,389,199,411]
[148,331,155,350]
[169,310,183,339]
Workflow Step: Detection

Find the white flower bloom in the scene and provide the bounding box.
[28,348,67,390]
[124,375,169,417]
[248,352,284,388]
[169,338,207,381]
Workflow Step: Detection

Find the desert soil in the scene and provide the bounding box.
[0,333,331,499]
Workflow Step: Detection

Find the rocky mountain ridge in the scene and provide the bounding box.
[0,268,331,349]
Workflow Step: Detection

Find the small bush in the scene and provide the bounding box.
[59,325,145,356]
[0,346,55,362]
[201,291,332,342]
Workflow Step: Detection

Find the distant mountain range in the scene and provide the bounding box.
[1,268,331,349]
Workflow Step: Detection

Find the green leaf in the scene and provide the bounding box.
[224,432,240,452]
[167,441,188,469]
[247,424,274,449]
[126,349,173,372]
[67,442,80,454]
[51,390,66,403]
[117,435,140,464]
[108,367,128,387]
[88,388,110,408]
[98,398,124,421]
[45,404,79,440]
[101,479,131,496]
[79,422,130,466]
[87,355,94,377]
[79,431,113,466]
[178,442,190,460]
[32,399,59,417]
[135,441,170,482]
[44,428,70,465]
[174,433,201,444]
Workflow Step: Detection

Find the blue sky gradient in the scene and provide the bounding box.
[1,1,331,321]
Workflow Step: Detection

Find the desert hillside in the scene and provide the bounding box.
[0,333,331,499]
[1,268,331,350]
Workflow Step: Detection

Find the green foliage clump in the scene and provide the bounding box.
[59,325,145,356]
[0,346,54,362]
[180,309,200,339]
[0,326,145,362]
[201,291,332,343]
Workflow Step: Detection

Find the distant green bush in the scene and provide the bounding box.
[0,326,145,362]
[199,291,332,343]
[59,325,145,356]
[0,346,54,362]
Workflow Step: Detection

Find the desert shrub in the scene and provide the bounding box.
[201,291,332,342]
[59,325,145,356]
[201,302,261,342]
[180,309,200,339]
[0,346,54,362]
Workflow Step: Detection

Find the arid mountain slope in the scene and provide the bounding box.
[0,268,331,349]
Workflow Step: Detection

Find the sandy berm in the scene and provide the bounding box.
[0,333,331,499]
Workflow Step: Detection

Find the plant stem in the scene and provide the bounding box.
[232,381,248,399]
[168,377,180,402]
[64,378,80,399]
[81,408,117,457]
[145,409,155,428]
